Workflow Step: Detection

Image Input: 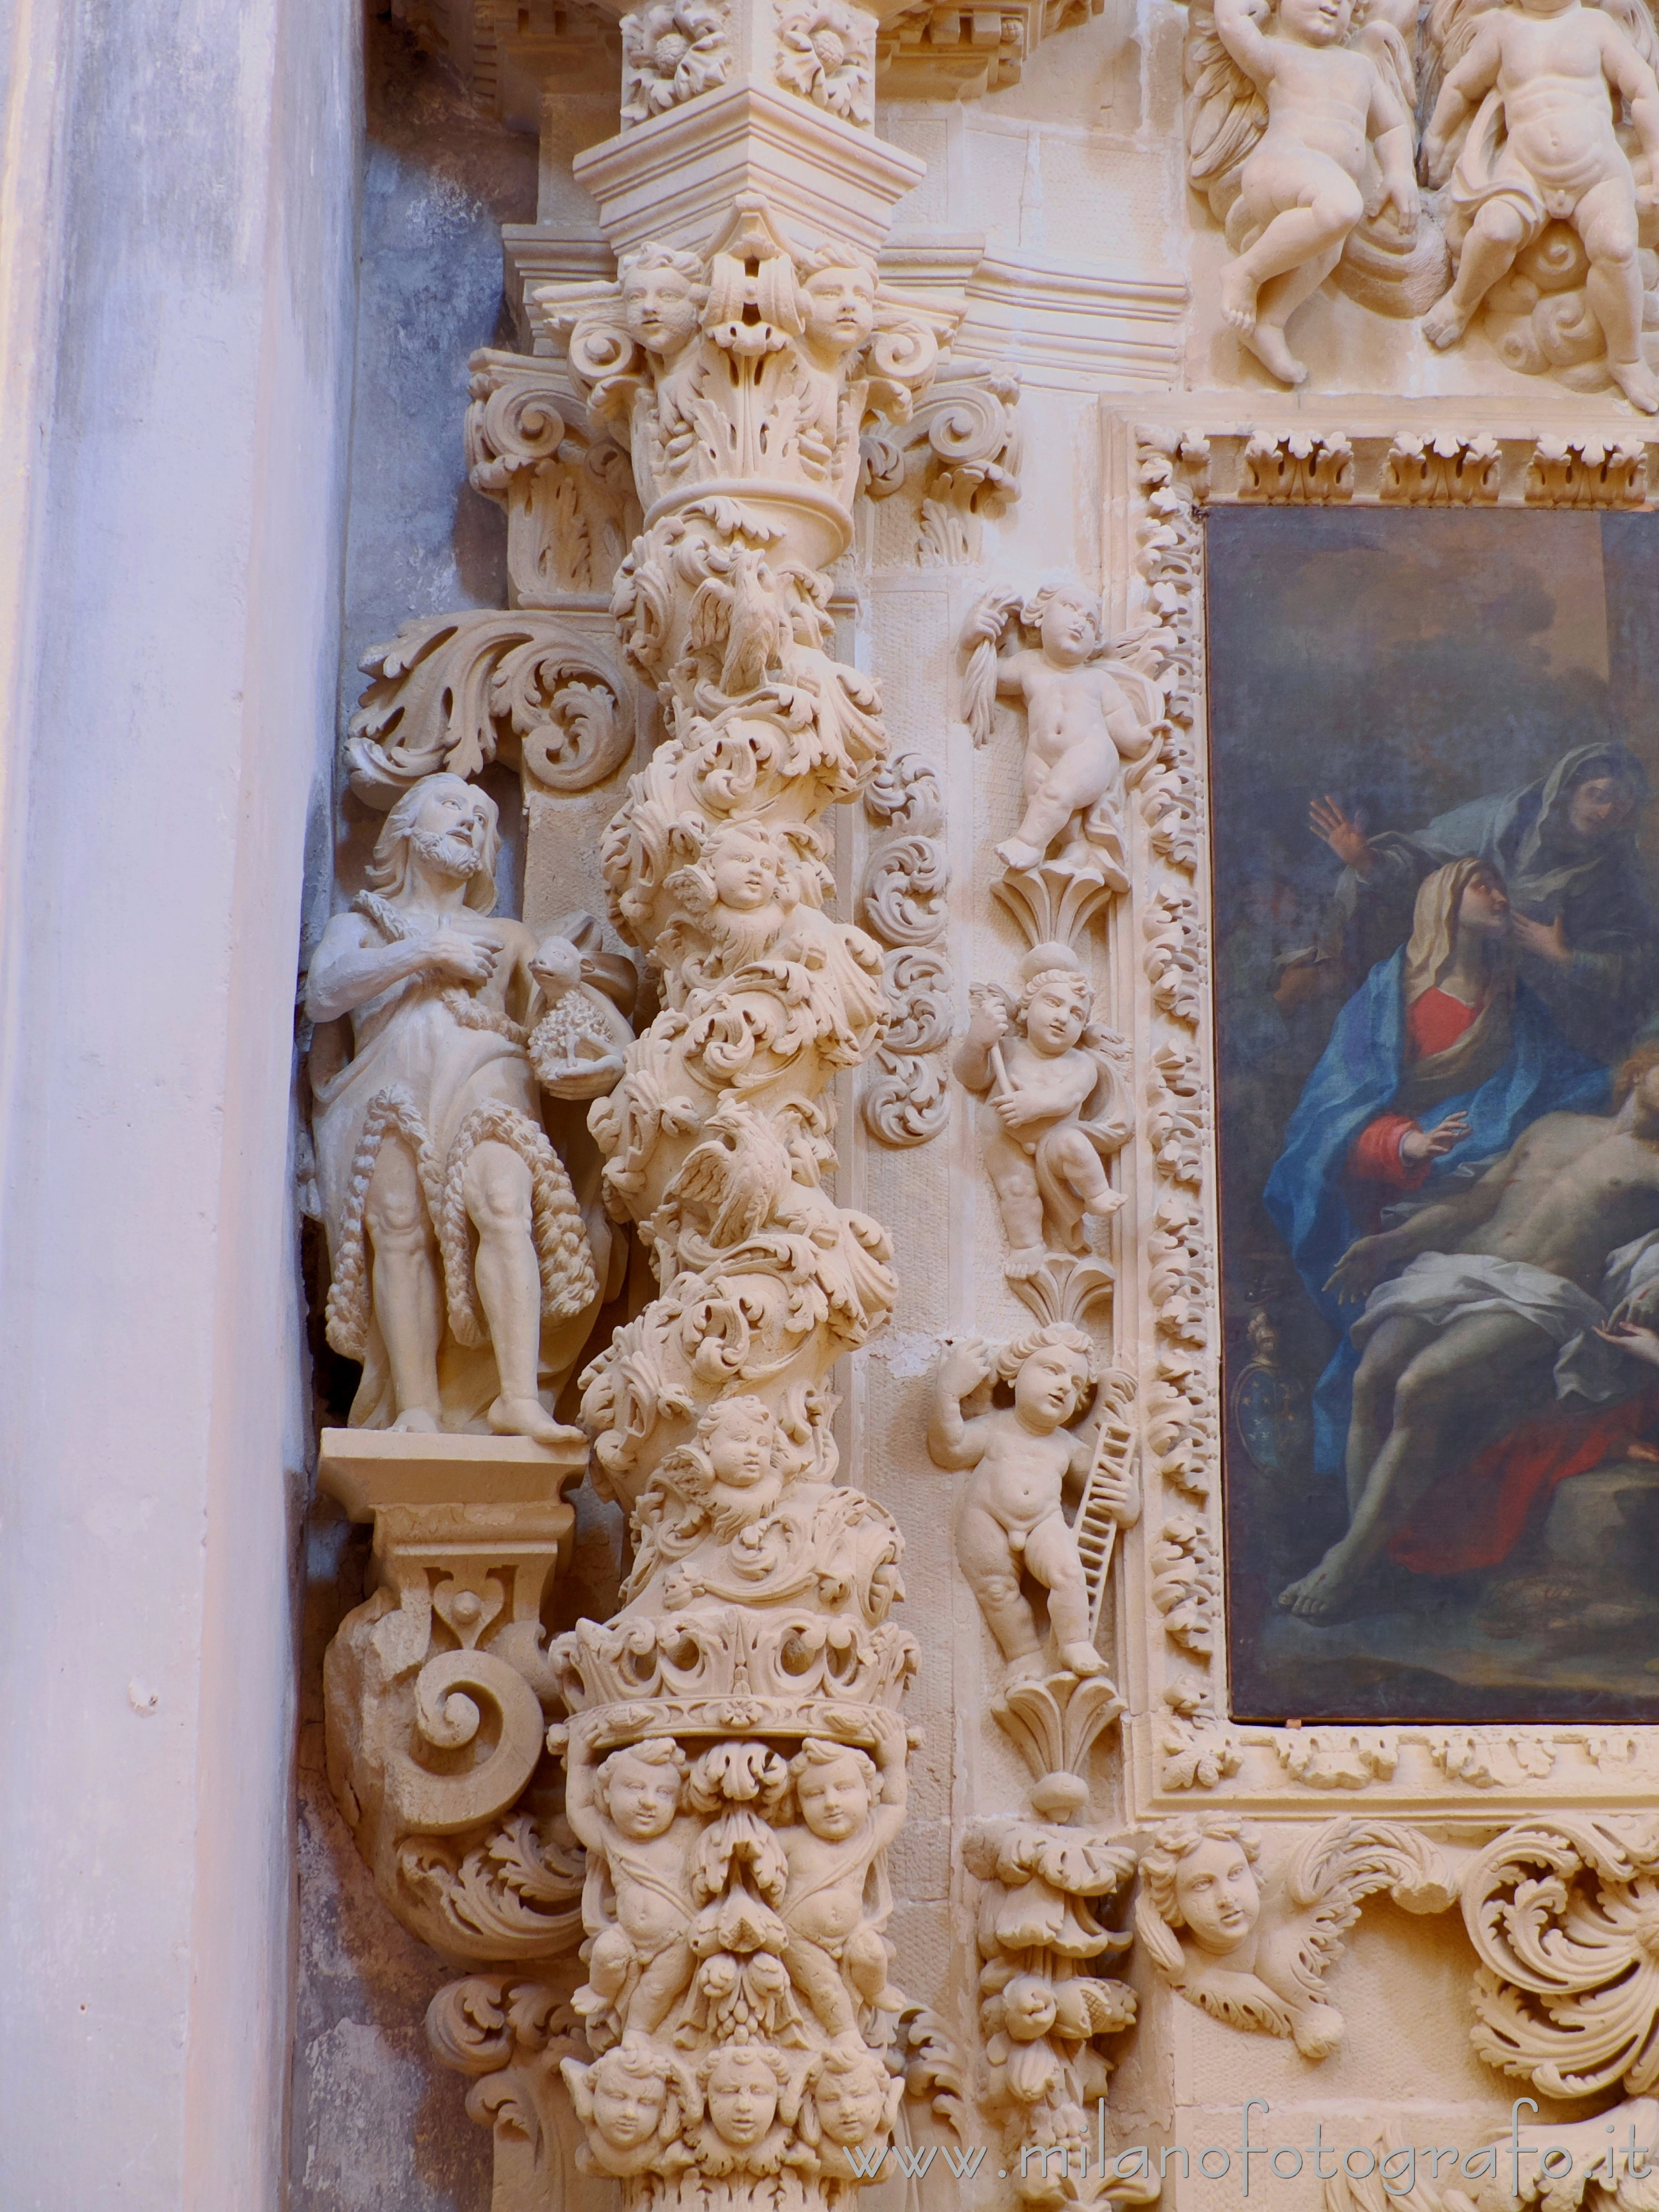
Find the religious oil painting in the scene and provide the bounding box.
[1210,505,1659,1723]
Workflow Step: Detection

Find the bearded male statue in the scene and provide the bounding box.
[306,771,616,1443]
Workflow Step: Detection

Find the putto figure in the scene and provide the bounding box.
[962,583,1162,886]
[305,771,603,1441]
[1134,1815,1453,2060]
[1213,0,1418,388]
[565,1735,699,2043]
[928,1327,1138,1682]
[1420,0,1659,412]
[954,944,1132,1280]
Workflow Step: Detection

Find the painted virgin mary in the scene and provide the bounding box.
[1265,858,1610,1481]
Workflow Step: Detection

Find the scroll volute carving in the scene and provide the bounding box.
[321,1446,588,1966]
[466,348,641,602]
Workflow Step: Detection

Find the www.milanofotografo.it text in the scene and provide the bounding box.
[847,2098,1655,2194]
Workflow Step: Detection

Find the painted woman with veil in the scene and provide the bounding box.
[1265,857,1611,1482]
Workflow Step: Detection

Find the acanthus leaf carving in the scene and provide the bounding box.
[1463,1818,1659,2096]
[347,615,636,804]
[863,363,1021,566]
[466,348,641,599]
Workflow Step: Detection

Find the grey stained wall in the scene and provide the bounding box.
[289,17,536,2208]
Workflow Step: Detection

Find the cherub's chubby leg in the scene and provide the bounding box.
[999,738,1116,873]
[1045,1128,1124,1249]
[1021,1511,1107,1678]
[364,1134,444,1431]
[980,1118,1048,1277]
[627,1936,695,2034]
[1424,195,1530,349]
[956,1496,1046,1678]
[782,1933,859,2039]
[1577,175,1659,411]
[1222,152,1364,386]
[462,1138,584,1447]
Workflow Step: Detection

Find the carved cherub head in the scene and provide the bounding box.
[1014,943,1096,1060]
[1022,582,1101,669]
[594,1736,690,1839]
[656,1395,790,1541]
[998,1323,1098,1432]
[789,1736,880,1840]
[1140,1817,1262,1958]
[620,243,708,359]
[808,2045,895,2146]
[700,2043,793,2148]
[798,241,878,364]
[368,771,501,912]
[563,2036,698,2173]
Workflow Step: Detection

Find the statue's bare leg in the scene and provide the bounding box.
[1342,1314,1434,1518]
[782,1933,860,2040]
[957,1499,1046,1679]
[626,1938,695,2035]
[462,1139,584,1446]
[364,1135,444,1431]
[982,1126,1048,1277]
[1246,240,1345,384]
[1222,165,1363,385]
[998,750,1113,873]
[1579,178,1659,412]
[1425,201,1527,349]
[1024,1511,1105,1676]
[1281,1310,1553,1620]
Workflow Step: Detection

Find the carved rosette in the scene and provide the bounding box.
[520,194,950,2206]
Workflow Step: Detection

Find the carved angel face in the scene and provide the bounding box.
[814,2056,888,2143]
[708,828,781,914]
[705,2051,780,2146]
[623,264,702,356]
[704,1399,776,1489]
[1174,1834,1260,1954]
[796,1752,872,1840]
[801,265,876,356]
[1013,1341,1090,1430]
[1038,589,1097,666]
[1022,975,1090,1056]
[592,2057,670,2148]
[606,1749,684,1838]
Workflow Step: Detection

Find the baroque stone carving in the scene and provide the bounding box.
[1133,1817,1454,2058]
[965,1820,1144,2211]
[955,945,1131,1290]
[1208,0,1422,388]
[928,1329,1139,1687]
[347,617,635,806]
[321,1433,589,1963]
[1463,1818,1659,2094]
[621,0,733,123]
[514,182,947,2205]
[863,364,1021,565]
[858,754,952,1149]
[1421,0,1659,411]
[306,776,630,1441]
[961,582,1165,943]
[466,349,641,601]
[773,0,877,124]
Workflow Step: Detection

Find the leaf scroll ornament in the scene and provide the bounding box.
[1464,1818,1659,2097]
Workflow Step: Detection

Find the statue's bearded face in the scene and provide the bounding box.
[409,782,492,880]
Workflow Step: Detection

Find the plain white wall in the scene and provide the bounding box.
[0,0,359,2201]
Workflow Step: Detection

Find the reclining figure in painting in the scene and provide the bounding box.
[1280,1047,1659,1619]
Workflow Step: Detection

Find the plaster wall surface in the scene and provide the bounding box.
[0,0,357,2201]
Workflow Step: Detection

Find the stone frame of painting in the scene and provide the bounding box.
[1100,401,1659,1820]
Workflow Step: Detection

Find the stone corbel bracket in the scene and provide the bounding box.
[320,1429,589,1965]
